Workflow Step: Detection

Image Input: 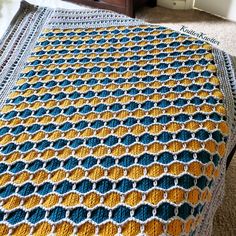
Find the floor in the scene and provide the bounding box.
[0,0,87,39]
[0,0,236,235]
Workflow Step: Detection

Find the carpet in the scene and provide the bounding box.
[0,1,236,235]
[213,156,236,235]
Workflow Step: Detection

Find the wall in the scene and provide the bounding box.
[157,0,194,9]
[194,0,236,21]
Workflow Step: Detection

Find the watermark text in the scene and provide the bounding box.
[180,25,220,46]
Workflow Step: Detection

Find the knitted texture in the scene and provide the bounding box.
[0,1,235,236]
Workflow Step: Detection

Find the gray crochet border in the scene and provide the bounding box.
[195,49,236,235]
[0,1,236,236]
[0,1,53,109]
[212,50,236,152]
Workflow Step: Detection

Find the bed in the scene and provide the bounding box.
[0,1,236,235]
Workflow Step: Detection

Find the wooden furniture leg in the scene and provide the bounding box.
[147,0,157,7]
[227,144,236,169]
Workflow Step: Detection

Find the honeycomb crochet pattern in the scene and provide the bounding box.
[0,1,236,236]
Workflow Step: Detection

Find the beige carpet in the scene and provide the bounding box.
[213,158,236,235]
[136,6,236,235]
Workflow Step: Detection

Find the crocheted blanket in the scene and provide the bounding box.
[0,1,236,235]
